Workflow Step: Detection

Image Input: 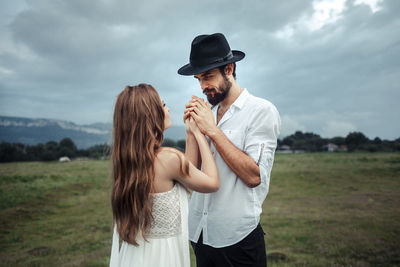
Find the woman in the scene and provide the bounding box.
[109,84,219,267]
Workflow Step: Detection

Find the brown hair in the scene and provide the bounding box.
[111,84,165,246]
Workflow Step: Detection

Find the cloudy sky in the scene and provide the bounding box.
[0,0,399,139]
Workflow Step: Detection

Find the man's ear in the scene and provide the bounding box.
[225,63,234,76]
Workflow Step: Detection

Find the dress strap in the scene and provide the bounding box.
[109,223,120,267]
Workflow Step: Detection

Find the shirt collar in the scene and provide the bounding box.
[211,88,249,111]
[231,88,249,110]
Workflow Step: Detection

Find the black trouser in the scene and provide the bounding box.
[191,224,267,267]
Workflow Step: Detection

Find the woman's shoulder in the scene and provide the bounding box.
[157,147,185,164]
[155,147,188,180]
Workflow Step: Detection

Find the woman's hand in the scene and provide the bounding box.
[184,98,196,134]
[185,117,191,134]
[185,116,201,135]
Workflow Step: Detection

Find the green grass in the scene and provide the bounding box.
[1,153,399,266]
[0,160,112,266]
[263,153,400,266]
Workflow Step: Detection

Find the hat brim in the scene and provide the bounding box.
[177,50,245,76]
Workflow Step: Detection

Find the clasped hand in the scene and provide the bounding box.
[184,96,216,136]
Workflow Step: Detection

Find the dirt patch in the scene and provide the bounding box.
[268,252,287,262]
[28,246,53,256]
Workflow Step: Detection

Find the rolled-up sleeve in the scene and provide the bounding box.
[244,103,281,192]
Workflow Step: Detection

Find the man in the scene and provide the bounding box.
[178,33,281,267]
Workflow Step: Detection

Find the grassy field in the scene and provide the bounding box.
[0,153,399,266]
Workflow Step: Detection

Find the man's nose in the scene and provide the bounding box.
[200,81,208,91]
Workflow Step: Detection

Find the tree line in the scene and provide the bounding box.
[1,131,399,162]
[0,137,185,163]
[279,131,400,152]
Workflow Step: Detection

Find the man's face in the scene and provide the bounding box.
[194,68,232,106]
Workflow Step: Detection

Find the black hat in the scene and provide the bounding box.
[178,33,245,76]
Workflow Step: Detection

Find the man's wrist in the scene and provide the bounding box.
[206,126,221,140]
[193,131,203,139]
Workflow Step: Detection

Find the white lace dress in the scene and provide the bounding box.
[109,183,190,267]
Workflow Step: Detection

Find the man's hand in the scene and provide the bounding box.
[188,96,218,136]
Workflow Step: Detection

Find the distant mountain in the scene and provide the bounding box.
[0,116,186,149]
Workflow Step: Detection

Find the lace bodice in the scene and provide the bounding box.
[145,184,181,238]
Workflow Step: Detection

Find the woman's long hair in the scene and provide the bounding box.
[111,84,165,246]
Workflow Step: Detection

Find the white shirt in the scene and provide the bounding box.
[188,89,281,248]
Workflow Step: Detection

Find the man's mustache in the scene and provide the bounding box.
[203,88,216,95]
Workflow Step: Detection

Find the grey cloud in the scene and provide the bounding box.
[0,0,399,139]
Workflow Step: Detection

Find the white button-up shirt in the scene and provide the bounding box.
[188,89,281,248]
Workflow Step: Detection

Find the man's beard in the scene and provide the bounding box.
[204,75,232,106]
